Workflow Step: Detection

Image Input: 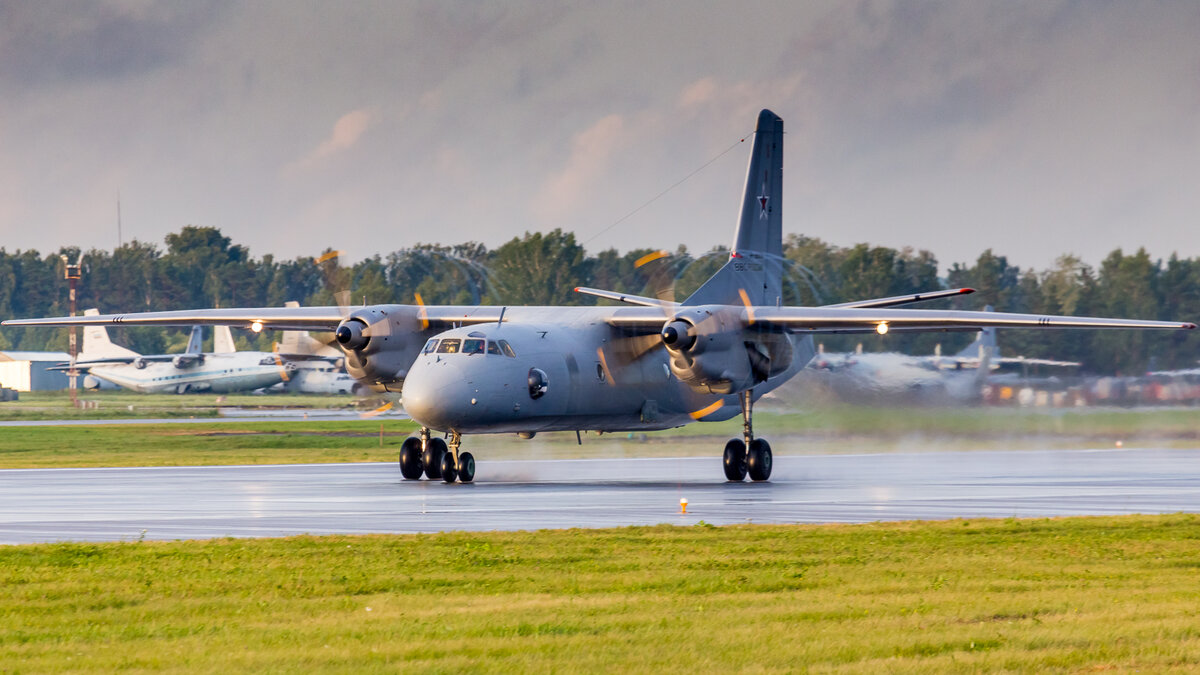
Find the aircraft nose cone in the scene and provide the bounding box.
[402,362,473,430]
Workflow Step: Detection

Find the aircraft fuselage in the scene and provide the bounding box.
[401,307,815,434]
[87,352,292,394]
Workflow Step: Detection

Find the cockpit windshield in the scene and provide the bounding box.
[425,337,515,357]
[435,339,461,354]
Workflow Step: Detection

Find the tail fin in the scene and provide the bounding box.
[684,109,784,307]
[956,306,997,360]
[213,325,237,353]
[79,308,140,360]
[185,326,203,355]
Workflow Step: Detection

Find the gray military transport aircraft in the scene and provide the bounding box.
[7,110,1194,484]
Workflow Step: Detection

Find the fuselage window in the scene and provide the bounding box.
[436,339,462,354]
[422,339,439,354]
[487,341,502,355]
[463,338,485,355]
[498,340,517,358]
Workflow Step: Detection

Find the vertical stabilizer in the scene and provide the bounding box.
[684,109,784,307]
[185,326,203,355]
[957,306,997,360]
[959,306,996,384]
[213,325,237,353]
[78,308,140,359]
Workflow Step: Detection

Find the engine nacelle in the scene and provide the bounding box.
[661,306,795,395]
[172,354,203,369]
[335,319,369,350]
[661,307,751,394]
[335,305,427,389]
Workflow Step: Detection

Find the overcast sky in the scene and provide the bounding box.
[2,0,1198,272]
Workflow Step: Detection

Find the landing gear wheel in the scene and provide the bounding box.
[439,451,458,483]
[457,452,475,483]
[423,437,447,479]
[398,437,423,480]
[747,438,773,482]
[723,439,747,481]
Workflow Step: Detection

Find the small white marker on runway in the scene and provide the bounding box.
[680,498,688,514]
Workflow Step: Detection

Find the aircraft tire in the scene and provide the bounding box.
[723,439,747,481]
[457,452,476,483]
[439,452,458,483]
[747,439,772,482]
[423,438,447,479]
[399,438,423,480]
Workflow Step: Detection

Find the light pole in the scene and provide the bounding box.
[60,253,83,407]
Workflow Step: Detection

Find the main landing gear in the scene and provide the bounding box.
[399,427,474,483]
[723,389,772,482]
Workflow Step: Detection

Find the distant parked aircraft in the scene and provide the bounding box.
[61,309,294,394]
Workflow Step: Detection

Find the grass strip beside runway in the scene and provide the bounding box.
[2,406,1199,469]
[2,515,1199,672]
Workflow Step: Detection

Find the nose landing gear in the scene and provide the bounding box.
[397,427,475,483]
[724,389,772,482]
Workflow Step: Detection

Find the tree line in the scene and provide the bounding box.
[1,226,1196,374]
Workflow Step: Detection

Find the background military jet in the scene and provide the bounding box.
[9,110,1194,483]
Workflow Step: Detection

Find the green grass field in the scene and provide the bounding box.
[0,390,386,421]
[1,405,1198,469]
[2,515,1199,672]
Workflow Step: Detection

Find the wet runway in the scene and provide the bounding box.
[2,447,1198,544]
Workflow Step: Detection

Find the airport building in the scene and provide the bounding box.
[0,351,71,391]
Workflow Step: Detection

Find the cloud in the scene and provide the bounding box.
[532,113,626,224]
[288,108,377,173]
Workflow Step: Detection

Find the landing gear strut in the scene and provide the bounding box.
[397,427,475,483]
[724,389,772,482]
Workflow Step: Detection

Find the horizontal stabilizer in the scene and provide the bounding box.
[574,287,678,309]
[823,288,975,309]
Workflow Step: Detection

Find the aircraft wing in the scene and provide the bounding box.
[2,305,505,331]
[992,356,1082,368]
[745,307,1196,334]
[606,306,1195,334]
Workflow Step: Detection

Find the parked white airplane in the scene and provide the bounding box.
[65,309,294,394]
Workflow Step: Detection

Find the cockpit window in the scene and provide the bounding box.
[487,341,502,355]
[436,339,461,354]
[498,340,517,358]
[422,338,439,354]
[463,338,485,354]
[258,356,278,366]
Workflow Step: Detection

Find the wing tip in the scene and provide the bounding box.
[960,288,976,295]
[1184,322,1197,330]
